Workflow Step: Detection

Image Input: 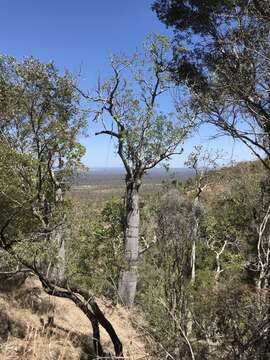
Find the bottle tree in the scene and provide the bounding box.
[84,35,191,306]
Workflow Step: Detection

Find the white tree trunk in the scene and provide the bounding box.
[50,188,66,282]
[118,180,140,307]
[187,222,197,336]
[52,230,66,281]
[191,235,197,284]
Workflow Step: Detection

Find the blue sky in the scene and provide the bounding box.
[1,0,253,168]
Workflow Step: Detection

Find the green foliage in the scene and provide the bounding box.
[193,283,269,359]
[153,0,270,168]
[0,54,86,266]
[1,24,270,360]
[136,163,270,358]
[67,198,125,299]
[0,55,86,170]
[92,34,191,173]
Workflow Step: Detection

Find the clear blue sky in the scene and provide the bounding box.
[1,0,252,168]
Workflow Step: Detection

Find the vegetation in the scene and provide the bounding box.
[153,0,270,168]
[80,34,191,307]
[0,1,270,359]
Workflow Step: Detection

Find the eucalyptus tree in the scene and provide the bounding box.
[185,146,224,283]
[0,56,124,358]
[0,55,86,279]
[153,6,270,344]
[153,0,270,169]
[84,35,191,306]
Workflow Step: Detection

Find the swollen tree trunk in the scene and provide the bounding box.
[118,177,141,307]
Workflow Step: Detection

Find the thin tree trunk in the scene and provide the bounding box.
[187,220,197,336]
[191,197,200,285]
[215,251,221,281]
[51,187,67,282]
[191,240,196,285]
[118,178,140,307]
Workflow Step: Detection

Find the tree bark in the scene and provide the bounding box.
[50,187,66,282]
[118,177,141,307]
[191,239,196,285]
[49,229,66,282]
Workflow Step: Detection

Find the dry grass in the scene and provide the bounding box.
[0,327,80,360]
[0,278,152,360]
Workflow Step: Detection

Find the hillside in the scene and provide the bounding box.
[1,160,270,359]
[0,278,147,360]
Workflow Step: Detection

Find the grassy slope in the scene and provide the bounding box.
[0,278,147,360]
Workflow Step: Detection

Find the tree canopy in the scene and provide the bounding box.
[0,55,86,265]
[153,0,270,168]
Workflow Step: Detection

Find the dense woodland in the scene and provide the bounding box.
[0,1,270,359]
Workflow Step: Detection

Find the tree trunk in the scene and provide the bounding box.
[187,219,197,336]
[191,197,200,285]
[52,229,66,281]
[215,252,221,281]
[51,187,66,282]
[118,177,140,307]
[37,275,123,358]
[191,239,196,285]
